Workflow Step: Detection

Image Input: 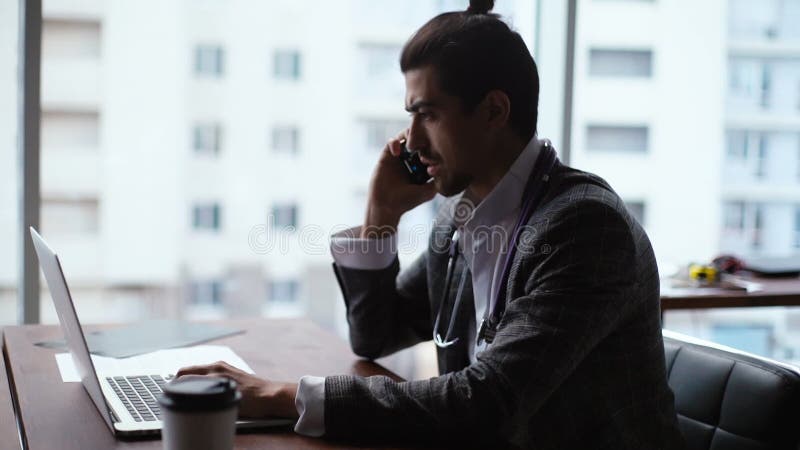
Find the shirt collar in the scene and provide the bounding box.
[461,136,543,231]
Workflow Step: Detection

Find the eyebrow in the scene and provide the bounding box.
[405,100,437,113]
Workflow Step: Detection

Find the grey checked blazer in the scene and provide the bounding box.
[329,161,686,449]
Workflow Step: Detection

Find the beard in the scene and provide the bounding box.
[434,170,472,197]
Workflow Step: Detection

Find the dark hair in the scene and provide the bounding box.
[400,0,539,142]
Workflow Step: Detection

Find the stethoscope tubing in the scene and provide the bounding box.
[432,141,559,349]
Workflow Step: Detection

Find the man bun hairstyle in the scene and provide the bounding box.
[466,0,495,15]
[400,1,539,142]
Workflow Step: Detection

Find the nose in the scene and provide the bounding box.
[406,117,429,153]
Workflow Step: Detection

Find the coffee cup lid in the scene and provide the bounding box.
[159,376,241,412]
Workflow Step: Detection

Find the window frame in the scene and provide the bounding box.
[194,44,224,77]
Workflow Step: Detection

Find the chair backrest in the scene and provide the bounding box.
[664,330,800,450]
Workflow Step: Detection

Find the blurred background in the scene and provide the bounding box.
[2,0,800,377]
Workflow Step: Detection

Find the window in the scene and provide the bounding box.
[728,0,785,41]
[797,80,800,111]
[712,324,773,357]
[756,134,768,179]
[724,201,746,232]
[271,126,299,154]
[585,125,649,152]
[625,201,646,225]
[363,119,408,149]
[42,111,99,149]
[270,204,298,229]
[189,280,223,306]
[356,43,405,98]
[726,130,749,160]
[795,207,800,248]
[728,58,763,109]
[268,279,299,303]
[192,203,221,231]
[752,204,764,249]
[760,64,771,108]
[359,43,401,79]
[194,45,224,77]
[15,0,536,345]
[42,198,100,235]
[192,123,222,155]
[588,49,652,78]
[42,20,101,60]
[273,50,301,80]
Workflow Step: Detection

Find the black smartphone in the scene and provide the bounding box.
[399,140,432,185]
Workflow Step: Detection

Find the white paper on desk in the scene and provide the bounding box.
[55,345,254,383]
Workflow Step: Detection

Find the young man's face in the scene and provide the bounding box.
[404,66,487,197]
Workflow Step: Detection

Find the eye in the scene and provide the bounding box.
[409,110,434,123]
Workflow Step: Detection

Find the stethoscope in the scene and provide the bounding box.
[432,141,558,349]
[432,229,467,348]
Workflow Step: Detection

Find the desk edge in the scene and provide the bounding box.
[3,331,27,450]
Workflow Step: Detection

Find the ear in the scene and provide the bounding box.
[482,90,511,131]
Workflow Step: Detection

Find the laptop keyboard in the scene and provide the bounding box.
[106,375,173,422]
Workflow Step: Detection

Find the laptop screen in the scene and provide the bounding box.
[30,227,115,432]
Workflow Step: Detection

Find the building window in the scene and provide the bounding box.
[797,139,800,180]
[760,64,771,109]
[271,126,300,154]
[729,59,758,98]
[41,111,100,149]
[726,130,749,160]
[797,81,800,111]
[724,201,746,232]
[273,50,301,80]
[755,134,768,179]
[585,125,649,152]
[588,49,652,78]
[795,207,800,248]
[189,280,223,306]
[194,45,224,77]
[728,0,783,40]
[268,279,299,303]
[192,123,222,155]
[42,198,100,235]
[752,204,764,249]
[624,201,646,225]
[42,20,101,60]
[712,324,773,357]
[363,119,408,149]
[359,43,401,79]
[192,203,221,231]
[271,204,298,229]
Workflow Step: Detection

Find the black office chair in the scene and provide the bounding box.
[664,330,800,450]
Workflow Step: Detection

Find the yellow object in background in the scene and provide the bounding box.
[689,264,718,283]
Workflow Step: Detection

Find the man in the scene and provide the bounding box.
[178,1,686,448]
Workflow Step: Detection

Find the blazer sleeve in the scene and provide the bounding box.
[333,251,432,360]
[324,199,639,446]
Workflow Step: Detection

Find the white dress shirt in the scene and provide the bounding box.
[293,136,544,437]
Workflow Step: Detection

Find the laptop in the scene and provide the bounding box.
[30,227,294,437]
[744,255,800,278]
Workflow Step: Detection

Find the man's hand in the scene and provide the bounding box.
[362,131,437,239]
[175,361,299,419]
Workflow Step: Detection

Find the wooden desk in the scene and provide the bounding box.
[3,318,420,450]
[661,275,800,310]
[1,329,23,450]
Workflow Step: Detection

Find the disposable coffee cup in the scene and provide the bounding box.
[158,376,241,450]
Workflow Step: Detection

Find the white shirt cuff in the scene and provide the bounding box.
[330,226,397,270]
[294,375,326,437]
